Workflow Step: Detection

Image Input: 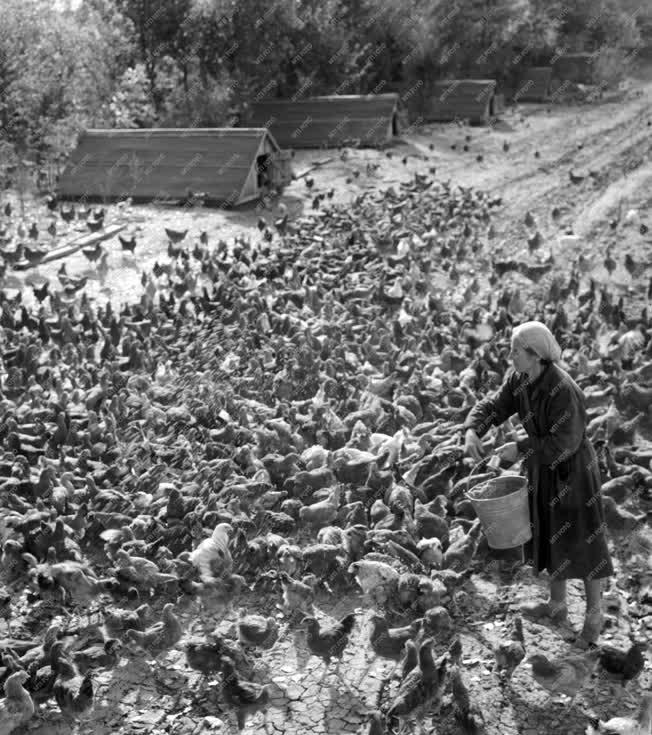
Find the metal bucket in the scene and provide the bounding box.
[466,473,532,549]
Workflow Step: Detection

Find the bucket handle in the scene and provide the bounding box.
[464,454,499,498]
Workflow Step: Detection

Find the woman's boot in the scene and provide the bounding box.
[520,579,568,622]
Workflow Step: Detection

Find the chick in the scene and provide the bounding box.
[494,616,526,683]
[220,655,270,731]
[527,647,601,705]
[0,671,34,734]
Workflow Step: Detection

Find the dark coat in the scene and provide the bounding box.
[464,361,613,580]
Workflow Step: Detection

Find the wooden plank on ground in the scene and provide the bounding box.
[40,224,125,265]
[293,158,334,180]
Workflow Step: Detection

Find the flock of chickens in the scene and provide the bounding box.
[0,170,649,735]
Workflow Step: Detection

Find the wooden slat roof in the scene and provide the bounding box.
[58,128,279,204]
[514,67,552,101]
[247,94,400,148]
[552,54,595,83]
[424,80,497,123]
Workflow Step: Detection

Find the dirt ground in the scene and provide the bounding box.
[5,65,652,735]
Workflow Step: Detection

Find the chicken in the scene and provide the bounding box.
[302,543,346,579]
[368,614,422,659]
[278,572,317,615]
[601,496,646,535]
[527,647,601,704]
[585,693,652,735]
[298,486,341,528]
[398,639,418,683]
[416,537,443,568]
[185,634,252,682]
[0,671,34,735]
[124,603,182,660]
[0,588,11,636]
[414,498,449,546]
[113,550,177,590]
[386,638,448,731]
[237,608,278,650]
[72,639,122,674]
[300,613,356,678]
[220,655,270,731]
[422,606,453,643]
[600,475,637,504]
[598,640,647,682]
[450,664,485,734]
[102,604,151,637]
[18,624,62,673]
[185,636,226,680]
[365,711,386,735]
[494,615,526,682]
[189,522,233,583]
[442,519,483,571]
[52,647,94,720]
[348,560,400,603]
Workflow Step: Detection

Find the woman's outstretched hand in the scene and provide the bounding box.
[495,441,519,464]
[464,428,485,462]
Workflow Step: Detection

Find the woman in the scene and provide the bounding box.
[463,321,614,646]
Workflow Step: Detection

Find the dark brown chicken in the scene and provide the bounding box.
[301,613,356,676]
[102,604,151,637]
[369,614,422,659]
[185,637,222,679]
[220,655,270,731]
[52,643,94,720]
[598,640,647,682]
[72,638,122,674]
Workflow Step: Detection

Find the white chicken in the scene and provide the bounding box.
[348,560,400,600]
[190,522,233,583]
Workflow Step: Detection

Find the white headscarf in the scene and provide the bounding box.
[511,320,562,362]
